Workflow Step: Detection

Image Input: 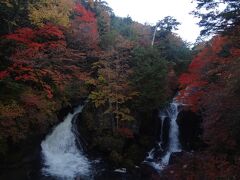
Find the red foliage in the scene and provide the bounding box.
[6,28,35,44]
[0,70,9,80]
[1,5,96,101]
[117,128,134,139]
[5,24,66,58]
[35,24,64,40]
[68,4,99,50]
[177,36,230,111]
[74,4,96,23]
[2,24,69,98]
[178,35,240,153]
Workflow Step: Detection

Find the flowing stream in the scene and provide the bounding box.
[41,105,92,179]
[145,100,181,171]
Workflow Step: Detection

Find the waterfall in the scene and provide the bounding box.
[145,100,181,171]
[41,105,92,179]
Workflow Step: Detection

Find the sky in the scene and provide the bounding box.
[104,0,202,43]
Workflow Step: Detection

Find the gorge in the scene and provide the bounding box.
[0,0,240,179]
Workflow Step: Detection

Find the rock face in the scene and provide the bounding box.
[140,163,161,180]
[168,152,185,165]
[177,110,203,151]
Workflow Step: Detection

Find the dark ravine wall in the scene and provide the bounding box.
[177,109,203,151]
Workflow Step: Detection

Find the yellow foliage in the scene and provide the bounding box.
[29,0,74,27]
[114,108,134,121]
[89,91,107,107]
[0,101,25,119]
[1,0,14,8]
[88,0,94,9]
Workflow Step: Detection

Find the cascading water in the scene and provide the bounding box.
[145,100,181,171]
[41,105,92,179]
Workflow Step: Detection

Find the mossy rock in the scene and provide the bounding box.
[109,151,123,167]
[93,135,125,153]
[124,144,145,165]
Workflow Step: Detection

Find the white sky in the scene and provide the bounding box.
[105,0,202,43]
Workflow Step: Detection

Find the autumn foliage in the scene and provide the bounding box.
[1,24,67,98]
[176,34,240,178]
[0,2,99,157]
[178,36,231,111]
[1,1,239,178]
[67,3,99,50]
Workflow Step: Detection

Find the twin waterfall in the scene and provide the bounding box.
[145,100,182,171]
[41,105,92,179]
[40,100,181,179]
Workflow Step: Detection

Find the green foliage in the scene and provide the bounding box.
[193,0,240,36]
[0,0,29,34]
[110,15,137,40]
[94,135,125,153]
[131,47,168,111]
[99,30,118,49]
[174,60,191,76]
[93,0,112,37]
[157,16,180,32]
[109,150,123,166]
[124,144,145,164]
[155,30,192,63]
[0,79,25,103]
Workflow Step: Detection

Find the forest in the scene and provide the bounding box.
[0,0,240,179]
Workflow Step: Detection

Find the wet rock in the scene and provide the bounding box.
[140,163,160,180]
[114,168,126,173]
[168,152,184,165]
[177,110,203,151]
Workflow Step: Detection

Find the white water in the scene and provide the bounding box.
[41,105,92,179]
[145,101,181,171]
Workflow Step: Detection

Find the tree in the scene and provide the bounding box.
[28,0,74,27]
[131,22,152,46]
[152,16,180,46]
[67,3,99,50]
[178,35,240,152]
[0,0,29,34]
[157,16,181,32]
[2,24,69,99]
[88,36,137,130]
[131,47,168,111]
[193,0,240,36]
[111,16,136,40]
[155,32,192,63]
[93,0,112,38]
